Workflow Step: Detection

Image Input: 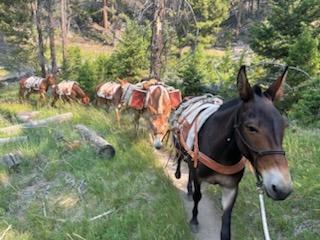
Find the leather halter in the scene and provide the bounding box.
[233,109,286,185]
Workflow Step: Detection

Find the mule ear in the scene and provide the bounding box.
[265,66,288,101]
[237,65,253,102]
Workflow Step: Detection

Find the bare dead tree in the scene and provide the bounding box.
[150,0,165,79]
[103,0,109,31]
[47,0,57,75]
[61,0,67,63]
[32,0,46,77]
[235,0,243,38]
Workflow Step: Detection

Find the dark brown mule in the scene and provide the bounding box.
[173,66,292,240]
[19,74,56,102]
[94,79,130,122]
[51,81,90,107]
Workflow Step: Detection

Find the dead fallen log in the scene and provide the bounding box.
[2,152,22,170]
[0,136,28,144]
[75,124,115,159]
[16,111,39,123]
[0,112,73,135]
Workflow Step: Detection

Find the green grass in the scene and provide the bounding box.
[208,127,320,239]
[0,86,192,239]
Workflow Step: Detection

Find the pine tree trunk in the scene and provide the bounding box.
[61,0,67,63]
[47,0,57,75]
[33,0,46,77]
[103,0,109,31]
[235,0,243,38]
[150,0,165,80]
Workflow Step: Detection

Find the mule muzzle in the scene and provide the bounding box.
[262,168,293,201]
[153,135,162,150]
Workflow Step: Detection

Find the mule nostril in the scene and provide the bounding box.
[272,184,278,193]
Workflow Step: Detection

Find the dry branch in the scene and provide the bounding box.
[0,224,12,240]
[0,136,28,145]
[75,124,115,159]
[0,112,73,135]
[89,209,114,221]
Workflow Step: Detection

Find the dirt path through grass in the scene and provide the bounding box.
[155,150,221,240]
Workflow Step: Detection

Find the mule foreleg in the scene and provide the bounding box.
[18,88,26,102]
[221,186,238,240]
[190,172,202,233]
[39,91,46,104]
[134,111,141,133]
[51,96,58,107]
[174,152,182,179]
[115,108,121,124]
[187,168,194,198]
[25,91,32,99]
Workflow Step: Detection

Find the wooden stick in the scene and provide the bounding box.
[0,225,12,240]
[72,233,87,240]
[75,124,115,159]
[0,136,28,145]
[89,209,114,221]
[0,112,73,135]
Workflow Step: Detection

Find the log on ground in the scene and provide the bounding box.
[0,136,28,145]
[0,113,73,135]
[75,124,115,159]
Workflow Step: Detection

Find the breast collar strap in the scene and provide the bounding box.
[178,116,247,175]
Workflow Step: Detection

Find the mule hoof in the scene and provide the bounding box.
[189,223,199,233]
[175,170,181,179]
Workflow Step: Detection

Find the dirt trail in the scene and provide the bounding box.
[155,150,221,240]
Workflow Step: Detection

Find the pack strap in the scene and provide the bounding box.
[178,117,246,175]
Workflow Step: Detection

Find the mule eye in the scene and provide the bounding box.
[246,125,258,133]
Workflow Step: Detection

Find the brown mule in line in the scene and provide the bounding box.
[19,74,56,102]
[94,79,131,122]
[51,80,90,107]
[128,80,182,149]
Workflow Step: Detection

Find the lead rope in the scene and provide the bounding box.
[257,182,271,240]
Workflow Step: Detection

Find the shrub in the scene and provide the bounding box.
[77,60,98,94]
[97,21,150,82]
[61,46,82,81]
[286,27,319,83]
[289,78,320,127]
[178,46,206,96]
[61,46,98,94]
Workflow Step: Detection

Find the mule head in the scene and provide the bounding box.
[236,65,292,201]
[118,78,129,87]
[45,74,56,86]
[146,85,171,150]
[81,96,90,105]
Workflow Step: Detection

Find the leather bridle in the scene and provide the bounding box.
[233,109,286,186]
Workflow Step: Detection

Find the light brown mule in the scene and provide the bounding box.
[19,74,56,102]
[133,83,173,149]
[94,79,130,122]
[51,82,90,107]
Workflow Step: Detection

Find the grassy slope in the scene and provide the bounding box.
[0,85,192,240]
[208,127,320,239]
